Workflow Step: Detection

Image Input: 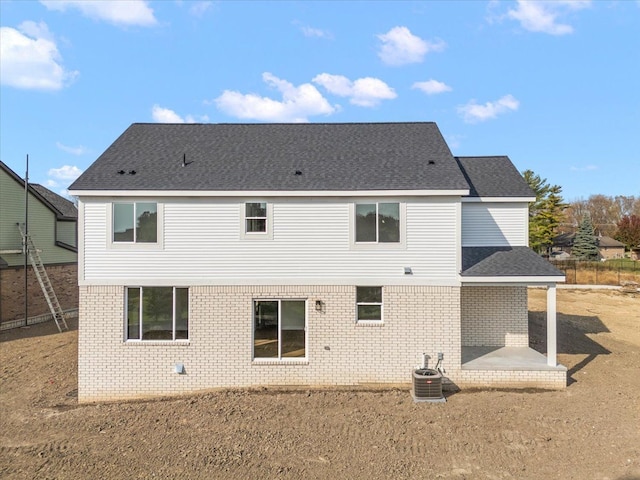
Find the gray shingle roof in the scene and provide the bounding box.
[31,184,77,219]
[70,123,471,192]
[462,246,564,277]
[456,156,534,198]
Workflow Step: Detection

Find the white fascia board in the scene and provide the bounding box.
[69,189,469,198]
[461,275,566,285]
[462,196,535,203]
[79,276,462,287]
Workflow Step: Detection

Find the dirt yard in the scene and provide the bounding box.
[1,289,639,479]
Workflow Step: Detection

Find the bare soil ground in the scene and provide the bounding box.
[1,289,639,480]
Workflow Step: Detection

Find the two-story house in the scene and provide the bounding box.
[0,161,78,326]
[69,122,566,402]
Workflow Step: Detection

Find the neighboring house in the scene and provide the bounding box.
[69,122,566,403]
[0,161,78,324]
[552,233,626,259]
[597,236,626,260]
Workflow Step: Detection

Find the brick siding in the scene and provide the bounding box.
[0,264,78,324]
[78,285,462,402]
[461,286,529,347]
[78,284,564,402]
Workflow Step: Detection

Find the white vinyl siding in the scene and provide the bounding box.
[81,197,459,284]
[461,203,528,247]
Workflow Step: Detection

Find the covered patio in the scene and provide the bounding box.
[458,247,567,389]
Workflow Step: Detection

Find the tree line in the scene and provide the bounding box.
[523,170,640,259]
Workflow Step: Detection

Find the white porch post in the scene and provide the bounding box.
[546,284,557,366]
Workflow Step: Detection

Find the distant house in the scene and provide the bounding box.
[552,233,626,259]
[0,161,78,325]
[69,122,566,402]
[597,236,625,260]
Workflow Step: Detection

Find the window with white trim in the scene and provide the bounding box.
[355,202,400,243]
[356,286,383,322]
[253,299,306,359]
[126,287,188,341]
[113,202,158,243]
[245,202,267,233]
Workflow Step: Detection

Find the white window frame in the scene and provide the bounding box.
[108,201,164,250]
[125,286,189,342]
[350,202,406,249]
[252,298,307,361]
[240,202,273,240]
[355,286,384,323]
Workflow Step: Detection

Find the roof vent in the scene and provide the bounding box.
[128,170,136,175]
[117,170,125,175]
[428,160,435,165]
[294,170,302,176]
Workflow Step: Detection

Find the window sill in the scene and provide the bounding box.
[124,340,190,346]
[252,359,308,365]
[355,321,385,327]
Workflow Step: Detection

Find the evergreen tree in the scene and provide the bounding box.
[572,215,600,260]
[523,170,566,254]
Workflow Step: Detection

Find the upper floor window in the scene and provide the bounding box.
[355,202,400,243]
[126,287,189,341]
[113,202,158,243]
[245,202,267,234]
[241,202,273,240]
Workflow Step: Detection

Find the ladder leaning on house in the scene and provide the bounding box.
[17,223,69,332]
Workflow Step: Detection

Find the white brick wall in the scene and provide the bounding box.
[78,284,565,401]
[461,286,529,347]
[78,285,462,402]
[457,369,567,390]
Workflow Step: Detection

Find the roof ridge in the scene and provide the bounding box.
[130,121,438,126]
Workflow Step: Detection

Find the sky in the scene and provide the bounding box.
[1,0,638,201]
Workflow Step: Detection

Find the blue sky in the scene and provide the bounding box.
[1,0,638,201]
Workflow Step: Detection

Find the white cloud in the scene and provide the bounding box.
[302,26,332,39]
[152,105,186,123]
[56,141,87,155]
[213,73,336,123]
[313,73,397,107]
[151,105,208,123]
[48,165,83,182]
[446,134,464,150]
[292,20,333,39]
[458,94,520,123]
[507,0,591,35]
[189,1,213,17]
[40,0,157,27]
[377,26,445,66]
[0,22,78,91]
[412,79,452,95]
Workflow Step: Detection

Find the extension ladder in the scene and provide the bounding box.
[17,224,69,332]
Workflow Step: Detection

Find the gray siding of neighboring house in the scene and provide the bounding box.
[0,169,77,267]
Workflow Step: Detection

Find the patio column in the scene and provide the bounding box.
[546,284,557,366]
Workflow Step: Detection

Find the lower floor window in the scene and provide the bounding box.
[254,299,306,359]
[127,287,189,341]
[356,286,383,322]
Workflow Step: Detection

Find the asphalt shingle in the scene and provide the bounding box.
[31,184,78,219]
[456,156,534,198]
[462,246,564,277]
[70,123,471,192]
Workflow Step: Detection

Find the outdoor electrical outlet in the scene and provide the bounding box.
[437,352,444,360]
